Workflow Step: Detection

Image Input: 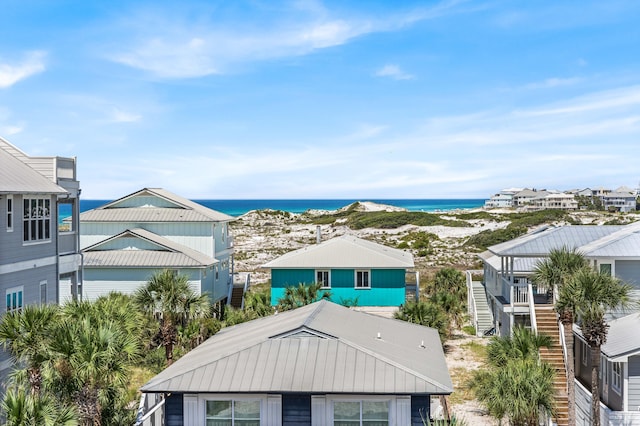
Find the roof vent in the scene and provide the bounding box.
[376,332,381,340]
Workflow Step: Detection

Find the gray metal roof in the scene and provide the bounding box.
[262,235,414,269]
[83,228,217,268]
[580,222,640,258]
[575,313,640,361]
[141,300,452,394]
[489,226,627,257]
[482,251,542,273]
[80,188,234,223]
[0,140,67,195]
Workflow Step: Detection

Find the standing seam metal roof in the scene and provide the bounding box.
[0,142,67,194]
[79,188,234,222]
[262,235,414,269]
[83,228,217,267]
[141,300,452,394]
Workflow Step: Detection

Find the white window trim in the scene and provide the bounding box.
[6,194,13,232]
[6,285,24,313]
[354,270,371,289]
[612,361,622,394]
[316,269,331,289]
[199,394,268,425]
[22,196,52,244]
[327,395,395,425]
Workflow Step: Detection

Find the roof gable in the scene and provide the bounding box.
[262,235,414,269]
[141,300,452,395]
[83,228,217,268]
[80,188,234,223]
[0,139,67,195]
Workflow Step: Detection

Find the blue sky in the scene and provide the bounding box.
[2,0,640,199]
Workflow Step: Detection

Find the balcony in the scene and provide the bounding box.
[58,232,78,255]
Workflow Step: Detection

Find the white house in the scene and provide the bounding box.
[80,188,235,305]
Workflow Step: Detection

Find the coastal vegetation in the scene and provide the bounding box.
[469,327,556,425]
[395,268,467,341]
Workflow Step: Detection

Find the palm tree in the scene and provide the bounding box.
[0,304,59,395]
[485,325,553,367]
[561,267,633,426]
[433,267,466,300]
[394,300,449,340]
[470,326,556,425]
[430,290,465,336]
[51,299,142,426]
[2,388,78,426]
[532,246,587,426]
[276,282,331,311]
[134,269,211,366]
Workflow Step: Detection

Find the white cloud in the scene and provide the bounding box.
[374,64,414,80]
[1,124,24,135]
[521,77,582,90]
[111,108,142,123]
[0,51,46,89]
[106,1,462,79]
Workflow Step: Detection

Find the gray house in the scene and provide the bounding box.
[80,188,235,305]
[471,221,640,425]
[0,137,81,383]
[138,300,453,426]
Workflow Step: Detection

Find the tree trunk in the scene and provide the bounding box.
[561,317,576,426]
[590,344,601,426]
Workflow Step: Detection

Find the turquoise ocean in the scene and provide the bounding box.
[79,199,485,217]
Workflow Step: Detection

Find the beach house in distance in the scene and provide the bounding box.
[262,234,418,308]
[469,221,640,425]
[79,188,238,306]
[137,300,453,426]
[0,137,81,383]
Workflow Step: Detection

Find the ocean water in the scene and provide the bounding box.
[80,199,485,217]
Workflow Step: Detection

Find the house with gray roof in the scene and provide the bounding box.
[137,300,453,426]
[80,188,235,304]
[262,235,417,307]
[471,221,640,425]
[0,137,81,383]
[574,314,640,425]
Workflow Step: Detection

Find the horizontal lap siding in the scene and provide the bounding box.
[270,269,405,307]
[615,260,640,290]
[271,269,315,305]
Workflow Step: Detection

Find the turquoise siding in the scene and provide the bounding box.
[270,268,405,307]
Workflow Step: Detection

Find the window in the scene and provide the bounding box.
[6,195,13,232]
[6,286,24,313]
[23,197,51,242]
[317,270,330,288]
[215,265,219,280]
[599,263,612,276]
[333,400,389,426]
[612,362,622,393]
[206,399,260,426]
[355,270,370,289]
[40,281,47,304]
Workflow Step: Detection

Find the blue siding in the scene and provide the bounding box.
[270,268,405,307]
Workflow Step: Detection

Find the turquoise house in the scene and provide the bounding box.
[263,235,415,307]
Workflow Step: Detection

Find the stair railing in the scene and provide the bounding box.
[466,271,479,335]
[240,273,251,310]
[527,282,537,333]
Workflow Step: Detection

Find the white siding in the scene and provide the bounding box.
[266,395,282,425]
[396,396,411,425]
[311,396,326,426]
[184,394,199,426]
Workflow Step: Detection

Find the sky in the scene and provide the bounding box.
[1,0,640,199]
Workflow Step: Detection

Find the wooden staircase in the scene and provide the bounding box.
[229,284,245,309]
[535,306,569,426]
